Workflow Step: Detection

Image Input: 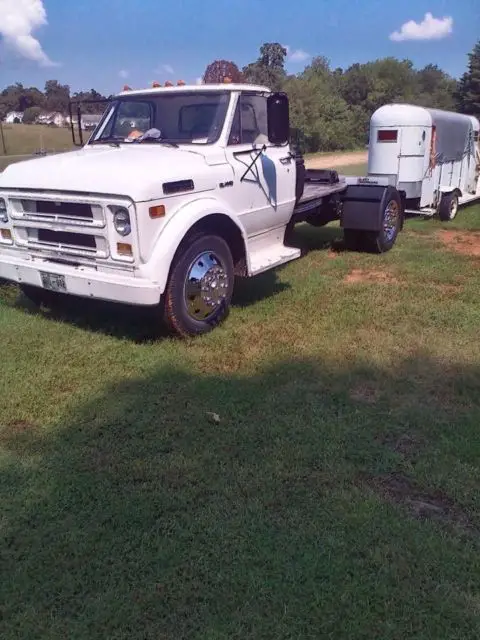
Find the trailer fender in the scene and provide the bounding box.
[439,185,462,197]
[341,184,404,232]
[143,197,248,294]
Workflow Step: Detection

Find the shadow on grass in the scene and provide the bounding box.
[2,225,346,342]
[1,356,479,639]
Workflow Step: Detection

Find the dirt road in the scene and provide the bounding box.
[306,150,368,169]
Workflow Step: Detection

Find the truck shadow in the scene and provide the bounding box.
[1,355,479,637]
[288,222,346,255]
[4,225,346,342]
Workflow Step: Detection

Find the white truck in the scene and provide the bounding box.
[0,82,464,337]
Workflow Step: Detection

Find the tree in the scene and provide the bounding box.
[243,43,287,90]
[415,64,456,111]
[203,60,243,84]
[71,89,108,114]
[456,41,480,118]
[284,73,358,152]
[23,106,43,124]
[44,80,70,113]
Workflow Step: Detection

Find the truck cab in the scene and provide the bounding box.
[0,83,403,337]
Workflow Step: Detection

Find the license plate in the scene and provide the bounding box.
[40,271,67,293]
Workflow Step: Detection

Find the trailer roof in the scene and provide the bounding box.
[116,83,271,97]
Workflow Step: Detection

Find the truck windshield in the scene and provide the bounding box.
[90,91,231,145]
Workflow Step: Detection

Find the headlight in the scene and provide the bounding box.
[113,207,131,236]
[0,198,7,224]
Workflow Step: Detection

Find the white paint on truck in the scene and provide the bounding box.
[0,85,444,337]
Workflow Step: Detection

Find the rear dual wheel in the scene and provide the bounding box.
[344,187,402,253]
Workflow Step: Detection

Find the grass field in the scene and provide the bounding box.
[1,165,479,638]
[0,123,75,155]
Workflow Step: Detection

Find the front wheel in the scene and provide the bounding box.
[438,192,459,221]
[162,233,234,337]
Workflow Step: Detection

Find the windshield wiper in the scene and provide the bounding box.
[136,139,179,148]
[90,139,120,148]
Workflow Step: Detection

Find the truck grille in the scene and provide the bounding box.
[37,229,97,251]
[5,192,112,259]
[9,195,104,228]
[30,200,94,221]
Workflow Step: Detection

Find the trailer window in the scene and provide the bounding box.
[377,129,398,143]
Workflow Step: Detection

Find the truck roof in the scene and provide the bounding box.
[116,83,271,98]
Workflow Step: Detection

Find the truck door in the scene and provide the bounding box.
[223,93,296,237]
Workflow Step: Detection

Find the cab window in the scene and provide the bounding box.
[228,94,268,146]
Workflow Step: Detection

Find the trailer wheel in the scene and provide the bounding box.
[363,187,402,253]
[162,233,234,337]
[438,192,459,221]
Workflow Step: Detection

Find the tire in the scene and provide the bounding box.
[162,233,234,337]
[362,186,403,253]
[438,192,459,222]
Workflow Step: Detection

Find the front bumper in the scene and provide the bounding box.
[0,254,161,306]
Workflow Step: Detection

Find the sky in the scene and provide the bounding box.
[0,0,479,94]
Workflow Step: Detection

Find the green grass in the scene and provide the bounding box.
[0,124,76,171]
[1,177,480,636]
[337,162,367,176]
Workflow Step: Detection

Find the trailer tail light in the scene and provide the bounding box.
[377,129,398,142]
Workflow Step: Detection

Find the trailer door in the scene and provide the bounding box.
[420,126,436,208]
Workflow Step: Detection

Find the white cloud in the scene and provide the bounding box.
[162,64,174,75]
[289,49,310,63]
[0,0,58,66]
[118,69,129,79]
[390,12,453,42]
[283,44,311,64]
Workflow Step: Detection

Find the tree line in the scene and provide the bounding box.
[0,81,108,124]
[1,40,479,153]
[204,40,480,152]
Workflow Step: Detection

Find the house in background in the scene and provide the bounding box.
[4,111,24,124]
[66,114,103,130]
[81,114,103,130]
[36,112,66,127]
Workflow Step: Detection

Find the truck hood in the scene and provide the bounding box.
[0,145,223,202]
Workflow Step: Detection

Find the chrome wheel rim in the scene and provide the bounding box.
[184,251,229,321]
[383,200,399,242]
[449,196,458,219]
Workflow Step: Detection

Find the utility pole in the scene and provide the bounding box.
[0,120,7,156]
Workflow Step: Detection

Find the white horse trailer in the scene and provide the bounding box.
[366,104,480,220]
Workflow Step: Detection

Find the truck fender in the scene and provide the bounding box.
[144,197,249,294]
[341,184,403,232]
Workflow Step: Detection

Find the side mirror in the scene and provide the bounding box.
[267,92,289,146]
